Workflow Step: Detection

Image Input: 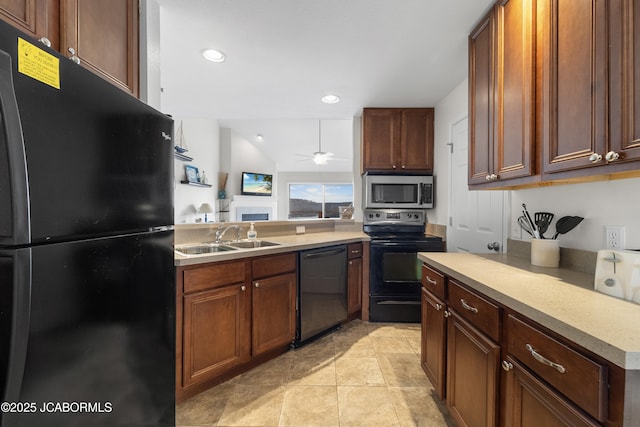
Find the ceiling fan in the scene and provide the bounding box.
[296,120,335,165]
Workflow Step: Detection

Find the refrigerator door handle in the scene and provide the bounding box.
[2,248,32,406]
[0,49,30,246]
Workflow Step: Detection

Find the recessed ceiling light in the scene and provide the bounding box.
[321,94,340,104]
[202,49,225,62]
[255,134,264,142]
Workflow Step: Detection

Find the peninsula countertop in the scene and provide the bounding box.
[175,231,370,267]
[418,252,640,370]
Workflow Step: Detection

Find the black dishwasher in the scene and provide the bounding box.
[294,245,347,347]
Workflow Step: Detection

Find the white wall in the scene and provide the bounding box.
[432,79,469,227]
[511,179,640,251]
[139,0,161,109]
[352,116,363,222]
[219,128,276,197]
[433,78,640,252]
[173,118,220,223]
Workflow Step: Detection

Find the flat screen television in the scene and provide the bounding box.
[241,172,273,196]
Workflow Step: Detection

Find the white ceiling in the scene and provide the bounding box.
[156,0,494,171]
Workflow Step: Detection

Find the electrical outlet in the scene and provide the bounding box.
[605,225,625,249]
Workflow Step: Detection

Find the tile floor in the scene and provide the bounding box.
[176,320,455,427]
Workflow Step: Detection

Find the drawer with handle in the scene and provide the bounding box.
[448,279,500,342]
[347,242,363,259]
[506,314,608,422]
[422,264,445,300]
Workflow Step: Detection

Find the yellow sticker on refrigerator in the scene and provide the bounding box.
[17,37,60,89]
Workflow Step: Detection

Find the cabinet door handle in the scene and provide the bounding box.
[444,310,451,318]
[67,47,80,64]
[349,261,353,265]
[39,37,51,47]
[589,153,603,163]
[501,360,513,371]
[254,282,260,288]
[460,299,478,314]
[526,344,566,374]
[435,303,443,311]
[392,165,397,169]
[605,151,620,162]
[425,276,437,286]
[241,285,246,291]
[351,250,360,254]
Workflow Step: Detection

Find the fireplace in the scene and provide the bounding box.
[235,207,272,222]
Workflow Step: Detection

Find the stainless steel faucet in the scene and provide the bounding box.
[215,225,241,242]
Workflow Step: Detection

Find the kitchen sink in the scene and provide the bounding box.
[175,240,280,255]
[174,244,237,255]
[225,239,281,249]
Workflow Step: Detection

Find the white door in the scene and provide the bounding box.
[448,117,506,253]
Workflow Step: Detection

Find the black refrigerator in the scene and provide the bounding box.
[0,21,175,427]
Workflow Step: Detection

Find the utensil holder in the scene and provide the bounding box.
[531,239,560,268]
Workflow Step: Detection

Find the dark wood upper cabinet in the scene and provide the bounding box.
[539,0,640,178]
[61,0,139,96]
[607,0,640,168]
[469,11,494,185]
[362,108,434,173]
[538,0,608,175]
[469,0,536,187]
[0,0,138,96]
[0,0,60,50]
[470,0,640,188]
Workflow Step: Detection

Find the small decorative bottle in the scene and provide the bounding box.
[200,170,208,184]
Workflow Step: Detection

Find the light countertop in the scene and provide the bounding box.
[175,231,370,267]
[418,252,640,370]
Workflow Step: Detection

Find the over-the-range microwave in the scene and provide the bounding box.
[363,173,434,209]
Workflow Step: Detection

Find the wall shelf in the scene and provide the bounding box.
[174,152,193,161]
[180,180,212,188]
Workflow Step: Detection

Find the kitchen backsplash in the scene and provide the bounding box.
[507,238,597,275]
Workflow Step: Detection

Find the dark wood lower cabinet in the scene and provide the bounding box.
[447,310,500,427]
[502,356,600,427]
[421,287,446,398]
[177,252,298,402]
[252,272,296,356]
[421,260,631,426]
[347,257,363,315]
[182,283,251,388]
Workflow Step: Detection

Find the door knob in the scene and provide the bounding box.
[487,242,500,251]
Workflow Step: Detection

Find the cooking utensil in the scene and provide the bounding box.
[534,212,554,238]
[552,216,584,239]
[522,204,540,239]
[518,216,534,237]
